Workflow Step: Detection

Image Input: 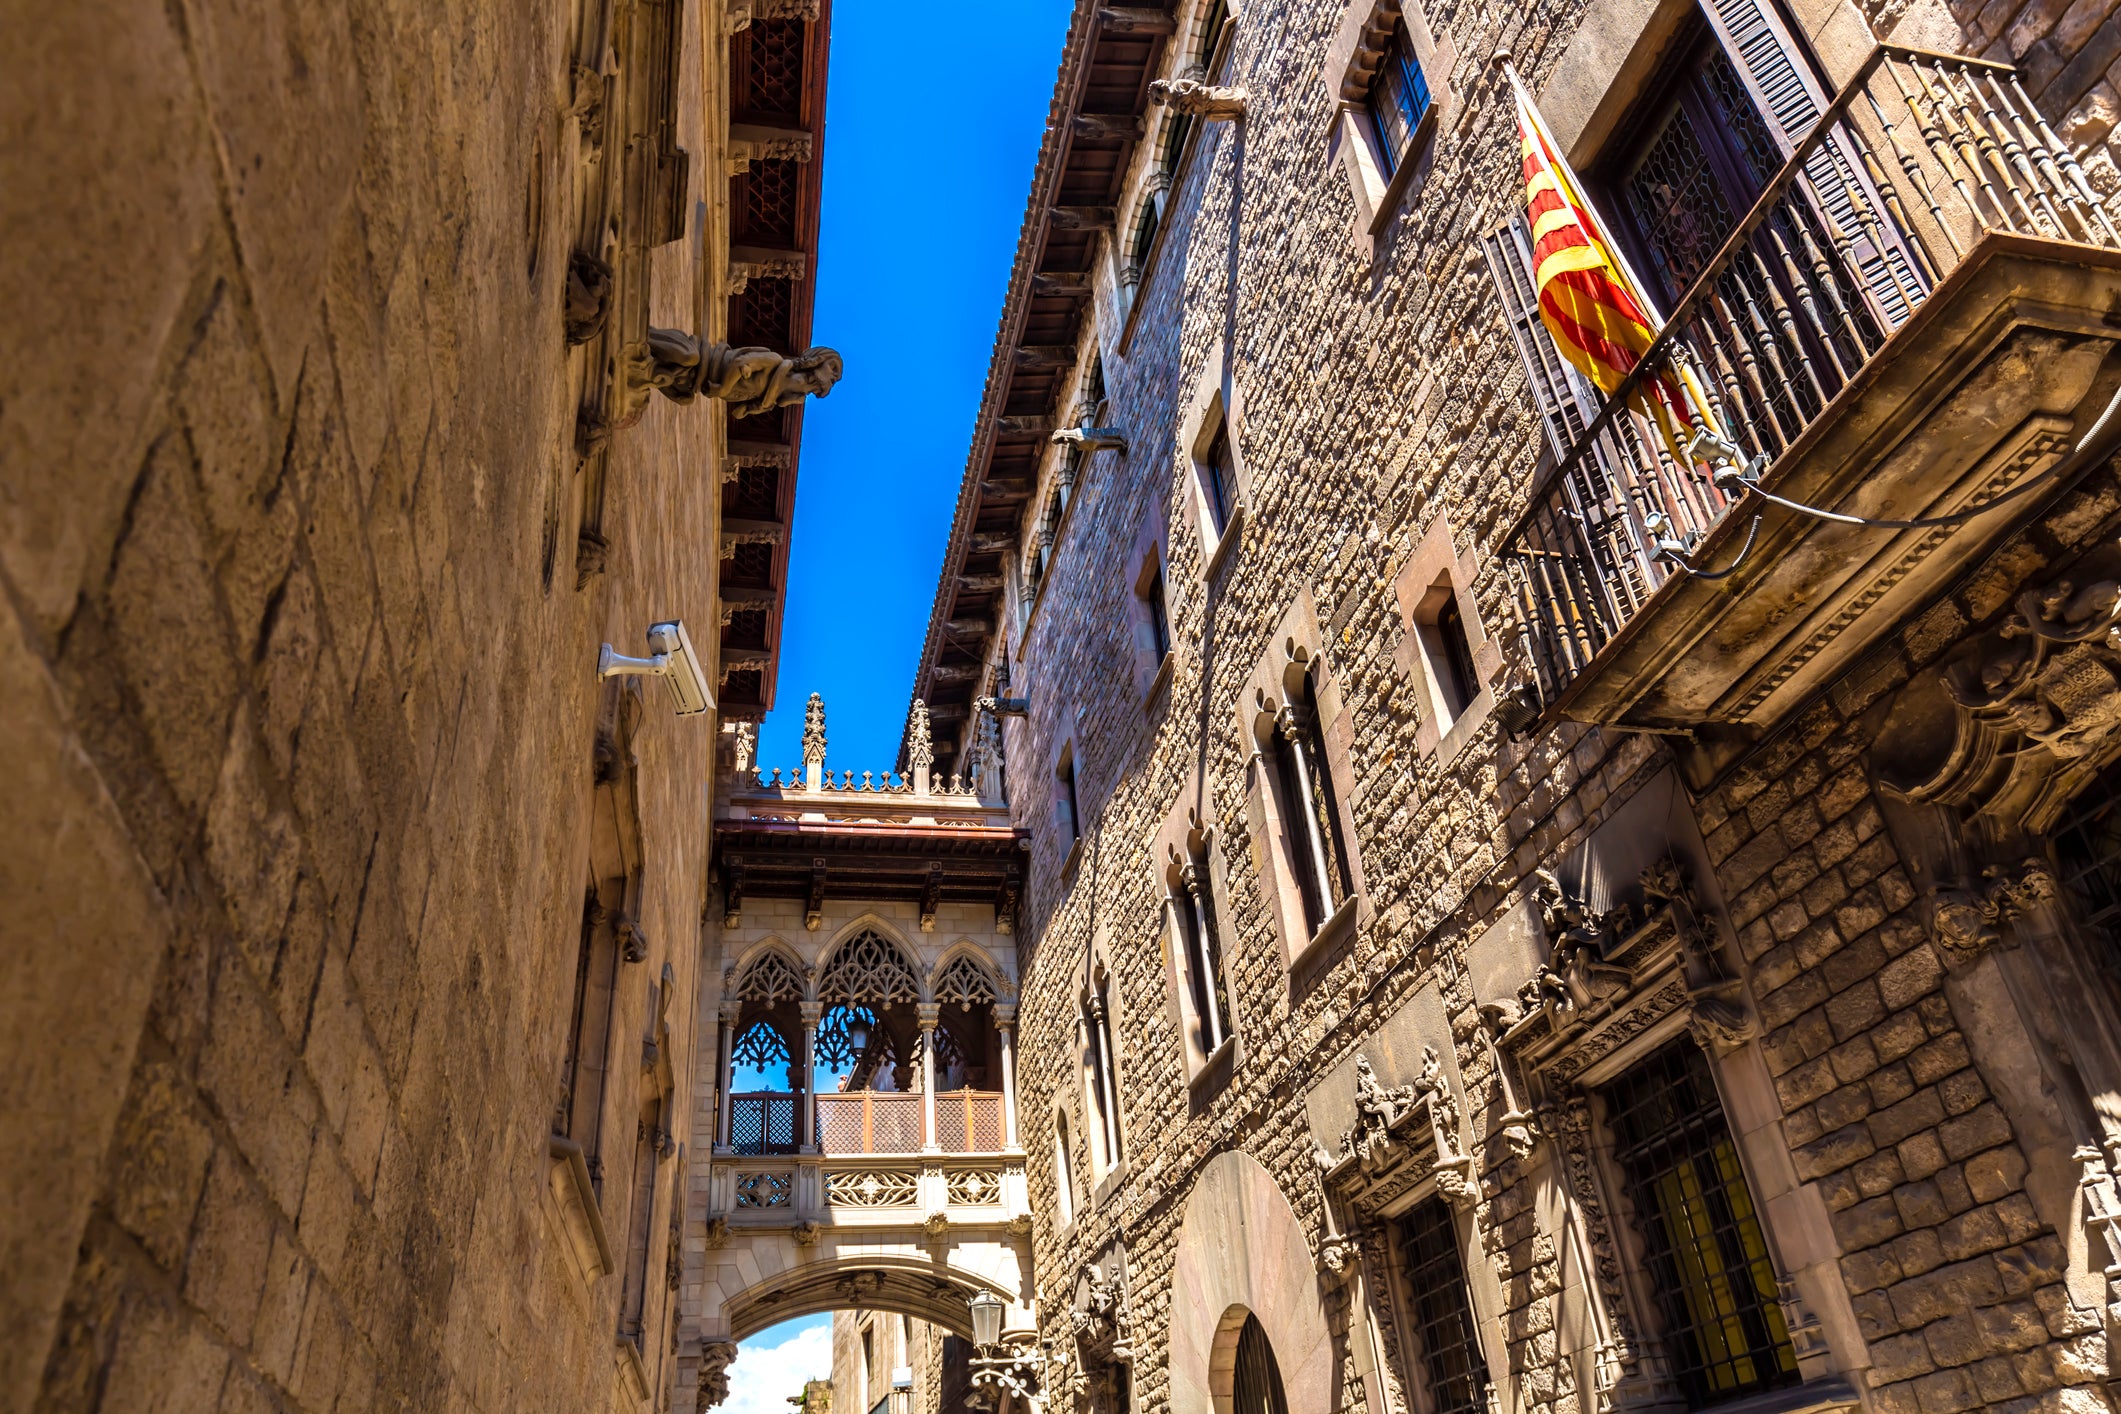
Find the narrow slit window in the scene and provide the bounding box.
[1604,1041,1797,1409]
[1368,20,1432,180]
[1147,565,1173,661]
[1058,753,1082,844]
[1202,420,1237,535]
[1429,591,1481,719]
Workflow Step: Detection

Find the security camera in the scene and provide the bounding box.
[598,620,713,716]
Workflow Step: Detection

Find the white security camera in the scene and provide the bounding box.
[598,620,713,716]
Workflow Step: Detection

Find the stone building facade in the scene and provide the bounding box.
[1,2,834,1412]
[906,4,2121,1414]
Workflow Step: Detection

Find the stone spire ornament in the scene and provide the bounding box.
[802,693,827,790]
[908,698,934,795]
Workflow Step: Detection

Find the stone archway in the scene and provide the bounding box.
[1169,1150,1334,1414]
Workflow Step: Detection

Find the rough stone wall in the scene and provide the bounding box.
[995,1,2121,1414]
[1,3,727,1413]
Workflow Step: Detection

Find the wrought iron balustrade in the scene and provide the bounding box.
[1503,44,2120,709]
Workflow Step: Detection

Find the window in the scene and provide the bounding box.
[1057,750,1082,846]
[1201,418,1238,536]
[1269,673,1352,933]
[1232,1314,1291,1414]
[2057,761,2121,994]
[1086,351,1110,425]
[1413,579,1482,727]
[1172,852,1232,1060]
[1081,976,1124,1173]
[1367,20,1432,180]
[617,1094,664,1348]
[1146,564,1173,662]
[1054,1111,1078,1226]
[1604,1041,1796,1409]
[1396,1199,1490,1414]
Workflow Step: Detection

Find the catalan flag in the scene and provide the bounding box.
[1514,77,1663,392]
[1508,66,1706,464]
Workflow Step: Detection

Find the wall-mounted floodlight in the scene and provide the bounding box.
[598,620,713,716]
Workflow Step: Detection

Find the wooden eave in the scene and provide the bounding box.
[717,1,834,722]
[898,1,1179,766]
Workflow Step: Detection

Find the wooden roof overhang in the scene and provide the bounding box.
[717,2,834,722]
[713,819,1029,915]
[899,2,1179,761]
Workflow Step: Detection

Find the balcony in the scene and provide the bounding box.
[1503,45,2121,729]
[728,1090,1007,1155]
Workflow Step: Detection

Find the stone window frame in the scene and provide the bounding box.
[1151,769,1242,1096]
[1077,946,1130,1202]
[1235,591,1372,974]
[1311,1020,1500,1414]
[1125,517,1179,709]
[1052,733,1085,879]
[1393,514,1504,766]
[1179,349,1250,583]
[1052,1102,1081,1232]
[1323,0,1457,254]
[1482,828,1862,1414]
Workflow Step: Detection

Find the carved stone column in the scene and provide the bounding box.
[995,1002,1020,1151]
[715,1000,741,1149]
[919,1002,942,1154]
[798,1001,821,1155]
[1276,703,1336,914]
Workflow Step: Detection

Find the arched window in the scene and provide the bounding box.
[1080,975,1124,1173]
[816,929,920,1006]
[1054,1111,1077,1227]
[1232,1314,1290,1414]
[1170,851,1232,1062]
[1269,668,1352,932]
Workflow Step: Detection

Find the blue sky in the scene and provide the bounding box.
[752,0,1076,774]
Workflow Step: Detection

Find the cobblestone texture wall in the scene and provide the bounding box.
[994,0,2121,1412]
[1,3,724,1412]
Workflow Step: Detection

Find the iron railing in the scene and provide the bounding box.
[1503,45,2120,706]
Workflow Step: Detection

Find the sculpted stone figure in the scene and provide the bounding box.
[1148,76,1248,118]
[638,329,843,417]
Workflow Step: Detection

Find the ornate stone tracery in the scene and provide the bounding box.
[934,954,999,1010]
[816,930,922,1005]
[734,950,803,1003]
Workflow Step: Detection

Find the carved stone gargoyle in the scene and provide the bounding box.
[696,1340,739,1411]
[634,330,843,418]
[1149,76,1248,118]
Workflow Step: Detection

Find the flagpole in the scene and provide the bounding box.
[1497,51,1738,458]
[1498,55,1668,326]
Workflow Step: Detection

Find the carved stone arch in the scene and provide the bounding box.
[815,923,923,1007]
[929,944,1002,1010]
[729,940,808,1004]
[1168,1151,1335,1414]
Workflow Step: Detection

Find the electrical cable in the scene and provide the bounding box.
[1711,372,2121,533]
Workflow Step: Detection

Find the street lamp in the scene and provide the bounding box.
[845,1012,871,1056]
[966,1291,1051,1413]
[969,1289,1004,1351]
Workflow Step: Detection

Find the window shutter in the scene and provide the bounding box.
[1702,0,1921,323]
[1481,214,1603,461]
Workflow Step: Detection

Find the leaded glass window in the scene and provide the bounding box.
[1604,1041,1796,1409]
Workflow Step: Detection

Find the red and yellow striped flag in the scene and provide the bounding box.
[1515,88,1664,398]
